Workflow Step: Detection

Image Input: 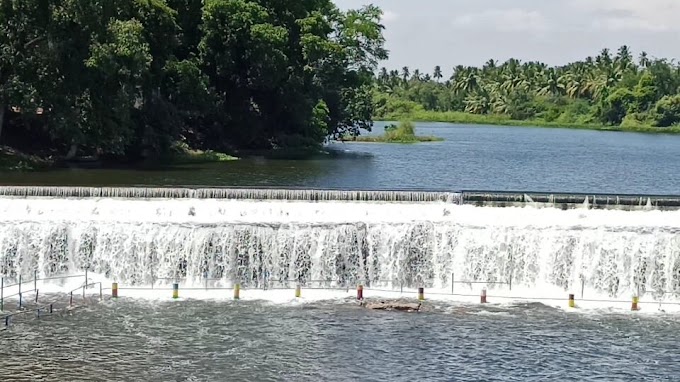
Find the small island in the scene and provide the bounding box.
[343,121,443,143]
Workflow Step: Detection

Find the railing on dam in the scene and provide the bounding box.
[1,185,680,209]
[3,269,680,332]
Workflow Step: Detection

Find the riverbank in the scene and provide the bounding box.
[0,144,239,172]
[381,111,680,134]
[0,146,54,171]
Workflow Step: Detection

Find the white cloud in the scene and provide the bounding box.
[381,10,399,23]
[571,0,680,31]
[452,9,549,32]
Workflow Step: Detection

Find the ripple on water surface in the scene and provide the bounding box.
[2,300,680,381]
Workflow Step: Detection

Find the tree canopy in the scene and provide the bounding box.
[375,46,680,129]
[0,0,387,159]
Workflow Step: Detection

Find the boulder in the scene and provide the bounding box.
[361,300,421,312]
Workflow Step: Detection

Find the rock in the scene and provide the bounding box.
[361,300,421,312]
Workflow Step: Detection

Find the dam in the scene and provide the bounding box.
[1,186,679,301]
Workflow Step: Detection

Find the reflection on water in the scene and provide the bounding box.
[2,299,680,381]
[4,122,680,193]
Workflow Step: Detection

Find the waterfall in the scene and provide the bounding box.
[1,196,680,300]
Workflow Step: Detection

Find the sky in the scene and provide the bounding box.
[334,0,680,77]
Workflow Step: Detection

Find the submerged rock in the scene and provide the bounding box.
[361,300,421,312]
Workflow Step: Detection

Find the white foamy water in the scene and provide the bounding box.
[1,197,679,312]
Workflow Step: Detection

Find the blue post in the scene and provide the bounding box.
[49,303,53,314]
[4,315,9,328]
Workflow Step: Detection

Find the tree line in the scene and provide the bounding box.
[374,46,680,129]
[0,0,387,160]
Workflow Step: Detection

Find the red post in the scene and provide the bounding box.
[357,285,363,300]
[481,288,487,304]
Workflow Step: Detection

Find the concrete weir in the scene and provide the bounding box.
[0,186,679,210]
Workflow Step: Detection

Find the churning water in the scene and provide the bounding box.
[1,194,680,301]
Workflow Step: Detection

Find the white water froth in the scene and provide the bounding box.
[1,197,680,310]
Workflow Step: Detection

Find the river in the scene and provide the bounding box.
[2,297,680,381]
[2,122,680,194]
[2,122,680,381]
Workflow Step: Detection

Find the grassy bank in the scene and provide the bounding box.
[345,121,444,143]
[382,111,680,134]
[0,146,54,171]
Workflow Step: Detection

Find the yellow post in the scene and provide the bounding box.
[172,283,179,299]
[568,294,575,308]
[233,283,240,300]
[418,287,425,301]
[112,282,118,298]
[295,284,301,298]
[632,295,639,311]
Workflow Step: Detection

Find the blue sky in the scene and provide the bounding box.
[334,0,680,77]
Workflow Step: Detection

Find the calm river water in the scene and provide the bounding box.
[2,122,680,194]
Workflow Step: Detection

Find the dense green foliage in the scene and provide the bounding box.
[0,0,387,160]
[375,46,680,130]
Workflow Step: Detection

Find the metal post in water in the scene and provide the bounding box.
[451,272,454,294]
[34,270,37,292]
[4,315,9,328]
[233,283,240,300]
[99,283,103,300]
[172,283,179,299]
[35,289,39,304]
[1,277,3,312]
[49,303,53,314]
[85,269,88,290]
[18,275,21,297]
[18,293,22,310]
[70,291,73,307]
[581,279,585,299]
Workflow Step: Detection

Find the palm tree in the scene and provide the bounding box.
[401,67,410,83]
[639,51,650,68]
[433,66,442,82]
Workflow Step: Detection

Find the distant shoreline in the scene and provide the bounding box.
[378,112,680,134]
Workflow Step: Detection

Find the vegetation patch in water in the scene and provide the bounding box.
[345,121,443,143]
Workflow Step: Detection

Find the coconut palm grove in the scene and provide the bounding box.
[374,46,680,130]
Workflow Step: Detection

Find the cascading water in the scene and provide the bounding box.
[1,194,680,300]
